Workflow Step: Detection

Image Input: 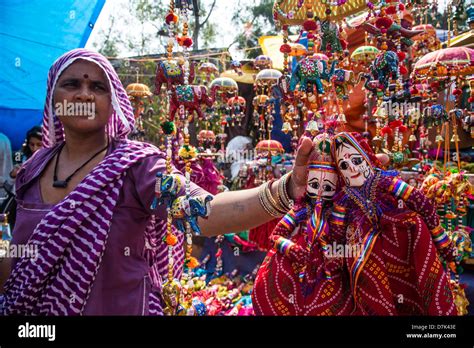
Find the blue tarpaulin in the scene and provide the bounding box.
[0,0,105,150]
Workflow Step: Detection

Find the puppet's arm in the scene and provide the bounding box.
[380,176,455,261]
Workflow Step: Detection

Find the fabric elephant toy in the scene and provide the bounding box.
[171,195,213,235]
[154,59,196,93]
[333,69,357,100]
[151,172,183,209]
[169,85,214,121]
[320,20,345,53]
[361,51,399,93]
[289,57,338,94]
[423,104,449,128]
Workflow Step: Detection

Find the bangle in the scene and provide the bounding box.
[274,236,295,256]
[278,172,294,210]
[258,181,285,217]
[265,181,286,214]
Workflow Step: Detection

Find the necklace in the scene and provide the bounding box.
[52,141,109,188]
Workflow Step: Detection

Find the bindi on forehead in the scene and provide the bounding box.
[83,74,89,79]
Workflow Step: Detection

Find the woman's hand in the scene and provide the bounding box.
[287,136,314,201]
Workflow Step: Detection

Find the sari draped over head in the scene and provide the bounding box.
[1,49,183,315]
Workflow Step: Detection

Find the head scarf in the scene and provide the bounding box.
[42,48,134,147]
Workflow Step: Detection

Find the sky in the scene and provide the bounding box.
[86,0,255,58]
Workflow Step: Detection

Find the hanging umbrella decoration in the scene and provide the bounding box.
[411,24,440,61]
[198,61,219,84]
[226,95,246,127]
[254,55,273,70]
[253,139,285,184]
[126,81,153,139]
[197,129,217,150]
[208,76,239,151]
[412,47,474,154]
[350,45,380,66]
[253,69,283,142]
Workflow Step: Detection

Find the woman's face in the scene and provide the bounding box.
[307,169,337,200]
[28,136,42,154]
[336,141,373,187]
[53,59,113,135]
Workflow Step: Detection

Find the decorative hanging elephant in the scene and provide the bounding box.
[171,195,213,235]
[423,104,448,128]
[333,69,356,100]
[361,51,399,93]
[169,85,214,121]
[154,59,196,93]
[320,20,344,53]
[151,172,183,209]
[289,57,338,94]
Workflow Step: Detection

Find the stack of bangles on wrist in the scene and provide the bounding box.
[258,172,294,217]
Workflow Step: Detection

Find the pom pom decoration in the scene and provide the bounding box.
[303,19,317,31]
[178,144,198,160]
[375,17,393,30]
[280,44,292,53]
[165,233,179,246]
[161,121,177,136]
[165,12,179,25]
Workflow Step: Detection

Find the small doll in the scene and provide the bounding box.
[252,134,355,316]
[330,132,457,315]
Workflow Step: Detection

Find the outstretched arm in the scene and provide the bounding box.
[199,137,314,237]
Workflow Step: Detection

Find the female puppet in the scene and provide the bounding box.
[331,132,456,315]
[252,134,355,315]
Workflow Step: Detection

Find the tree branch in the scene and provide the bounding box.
[200,0,217,27]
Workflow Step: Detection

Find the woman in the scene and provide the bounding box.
[9,126,42,179]
[5,126,42,229]
[331,132,456,315]
[0,49,313,315]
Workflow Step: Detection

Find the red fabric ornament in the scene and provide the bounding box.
[165,12,178,25]
[410,87,419,95]
[375,17,393,29]
[452,88,462,96]
[389,120,402,128]
[399,3,405,10]
[397,51,406,61]
[381,126,393,136]
[303,19,317,31]
[280,44,292,53]
[399,125,408,133]
[399,65,408,75]
[183,37,193,48]
[468,96,474,103]
[385,5,397,14]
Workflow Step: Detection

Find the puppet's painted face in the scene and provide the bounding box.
[335,141,373,187]
[307,168,338,200]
